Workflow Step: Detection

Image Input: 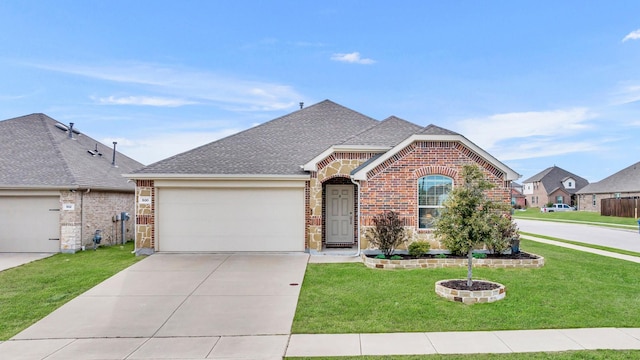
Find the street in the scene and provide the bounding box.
[515,219,640,253]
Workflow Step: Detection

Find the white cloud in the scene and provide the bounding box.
[330,52,376,64]
[31,62,303,111]
[94,95,197,107]
[622,29,640,42]
[610,84,640,105]
[456,108,595,149]
[102,128,242,165]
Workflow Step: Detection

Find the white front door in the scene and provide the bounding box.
[325,185,354,244]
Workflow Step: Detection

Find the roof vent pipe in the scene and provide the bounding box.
[68,123,74,139]
[112,141,117,167]
[299,102,304,109]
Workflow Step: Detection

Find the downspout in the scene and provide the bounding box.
[350,176,361,257]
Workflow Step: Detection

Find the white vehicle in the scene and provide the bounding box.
[540,203,576,212]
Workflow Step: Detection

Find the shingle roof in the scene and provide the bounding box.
[135,100,379,175]
[133,100,503,178]
[577,161,640,194]
[340,116,423,146]
[0,113,144,190]
[522,166,589,195]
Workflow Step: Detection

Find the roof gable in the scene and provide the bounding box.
[0,114,144,190]
[351,133,520,181]
[135,100,379,176]
[577,161,640,194]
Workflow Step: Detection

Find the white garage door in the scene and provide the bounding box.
[0,196,60,252]
[157,187,305,252]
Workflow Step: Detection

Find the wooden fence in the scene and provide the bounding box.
[601,198,639,218]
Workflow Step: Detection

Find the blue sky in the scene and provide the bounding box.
[1,1,639,183]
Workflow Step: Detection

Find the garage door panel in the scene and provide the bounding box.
[0,197,60,252]
[158,188,304,252]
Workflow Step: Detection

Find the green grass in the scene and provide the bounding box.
[520,232,640,258]
[513,208,638,228]
[287,350,640,359]
[0,242,143,340]
[292,240,640,334]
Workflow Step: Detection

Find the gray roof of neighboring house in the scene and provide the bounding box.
[522,166,589,195]
[0,113,144,191]
[577,161,640,194]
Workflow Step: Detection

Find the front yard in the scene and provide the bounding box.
[0,242,143,340]
[292,240,640,334]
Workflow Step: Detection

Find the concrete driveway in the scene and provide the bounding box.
[516,219,640,253]
[0,253,54,272]
[1,253,309,360]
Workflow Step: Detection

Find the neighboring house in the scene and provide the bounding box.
[0,114,144,253]
[126,100,520,254]
[522,166,588,208]
[576,161,640,213]
[511,182,526,209]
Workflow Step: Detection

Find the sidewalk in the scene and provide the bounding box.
[286,328,640,357]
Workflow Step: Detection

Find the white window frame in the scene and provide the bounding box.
[418,175,453,229]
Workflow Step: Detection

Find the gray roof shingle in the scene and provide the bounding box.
[136,100,380,175]
[340,116,423,146]
[0,114,144,190]
[577,161,640,194]
[134,100,486,177]
[522,166,589,195]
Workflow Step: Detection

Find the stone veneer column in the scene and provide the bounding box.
[59,190,82,253]
[135,180,155,255]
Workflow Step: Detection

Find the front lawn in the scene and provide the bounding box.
[0,242,143,340]
[288,350,640,360]
[513,208,637,227]
[292,240,640,334]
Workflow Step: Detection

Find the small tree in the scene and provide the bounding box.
[434,164,510,287]
[365,210,407,257]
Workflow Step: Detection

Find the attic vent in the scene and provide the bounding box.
[87,143,102,157]
[55,123,69,132]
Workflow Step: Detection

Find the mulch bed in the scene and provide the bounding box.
[440,279,501,291]
[366,252,539,260]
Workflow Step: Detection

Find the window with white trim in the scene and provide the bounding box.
[418,175,452,229]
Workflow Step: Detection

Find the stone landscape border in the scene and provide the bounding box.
[435,279,506,304]
[361,253,544,270]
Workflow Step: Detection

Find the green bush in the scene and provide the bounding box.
[390,255,403,260]
[472,252,487,259]
[408,241,431,257]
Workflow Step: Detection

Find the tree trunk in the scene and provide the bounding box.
[467,248,473,288]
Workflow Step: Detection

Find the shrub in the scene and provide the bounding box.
[472,252,487,259]
[484,214,518,254]
[365,210,407,257]
[408,241,431,257]
[390,255,403,260]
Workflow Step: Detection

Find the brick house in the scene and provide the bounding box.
[0,114,144,253]
[576,161,640,213]
[126,100,519,254]
[521,166,588,208]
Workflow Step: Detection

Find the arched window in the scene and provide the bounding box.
[418,175,453,229]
